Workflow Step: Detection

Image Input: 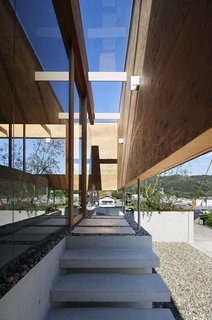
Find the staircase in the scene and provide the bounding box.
[45,219,174,320]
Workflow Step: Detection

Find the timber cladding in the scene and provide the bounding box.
[118,0,212,189]
[88,123,118,191]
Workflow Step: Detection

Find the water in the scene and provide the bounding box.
[94,206,123,216]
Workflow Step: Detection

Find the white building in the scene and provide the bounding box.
[99,196,116,207]
[196,197,212,207]
[206,197,212,206]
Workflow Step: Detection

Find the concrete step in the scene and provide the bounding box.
[50,273,170,303]
[46,308,175,320]
[72,226,135,235]
[78,218,130,227]
[66,235,152,250]
[60,248,159,269]
[91,215,124,219]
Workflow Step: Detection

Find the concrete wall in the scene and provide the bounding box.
[0,238,66,320]
[134,211,193,243]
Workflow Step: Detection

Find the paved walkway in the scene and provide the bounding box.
[190,223,212,257]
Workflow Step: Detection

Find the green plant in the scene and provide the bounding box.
[126,175,181,212]
[111,190,123,199]
[201,211,212,227]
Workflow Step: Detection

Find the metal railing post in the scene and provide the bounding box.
[137,178,140,231]
[122,188,126,215]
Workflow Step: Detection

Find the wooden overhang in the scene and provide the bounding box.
[118,0,212,189]
[53,0,95,124]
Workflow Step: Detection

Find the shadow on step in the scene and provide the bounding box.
[153,269,184,320]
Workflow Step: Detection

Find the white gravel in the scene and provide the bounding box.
[153,242,212,320]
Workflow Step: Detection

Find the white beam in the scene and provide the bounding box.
[35,72,69,81]
[35,71,127,82]
[95,113,120,119]
[88,72,127,82]
[59,113,69,119]
[58,113,120,120]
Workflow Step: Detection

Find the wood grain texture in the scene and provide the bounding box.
[118,0,212,189]
[0,124,66,138]
[88,123,118,190]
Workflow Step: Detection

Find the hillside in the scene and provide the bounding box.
[160,175,212,198]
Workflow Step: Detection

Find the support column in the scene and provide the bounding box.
[68,44,75,228]
[81,96,87,217]
[53,189,56,210]
[23,124,26,172]
[122,188,126,215]
[137,178,140,230]
[8,124,13,168]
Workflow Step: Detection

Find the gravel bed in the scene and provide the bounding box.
[153,242,212,320]
[124,211,150,236]
[0,227,69,298]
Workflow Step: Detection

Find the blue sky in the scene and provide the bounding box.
[164,152,212,176]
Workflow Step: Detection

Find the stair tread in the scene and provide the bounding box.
[78,218,130,227]
[60,248,159,268]
[50,273,170,302]
[46,308,175,320]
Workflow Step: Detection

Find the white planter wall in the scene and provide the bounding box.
[0,238,66,320]
[134,211,193,243]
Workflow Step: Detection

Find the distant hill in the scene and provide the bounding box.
[160,175,212,198]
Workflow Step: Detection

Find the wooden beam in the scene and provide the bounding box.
[68,45,75,228]
[81,96,87,217]
[8,124,12,168]
[23,124,26,172]
[0,124,66,138]
[52,0,94,124]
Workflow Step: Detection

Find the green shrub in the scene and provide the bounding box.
[201,211,212,227]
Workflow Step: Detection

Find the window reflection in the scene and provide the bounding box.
[13,139,23,170]
[0,138,9,167]
[26,138,65,174]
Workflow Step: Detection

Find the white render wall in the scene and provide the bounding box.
[134,211,193,243]
[0,238,66,320]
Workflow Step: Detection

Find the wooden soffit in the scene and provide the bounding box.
[52,0,94,124]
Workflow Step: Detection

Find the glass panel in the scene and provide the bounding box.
[0,1,68,279]
[0,0,15,271]
[0,138,9,167]
[13,139,23,170]
[92,82,122,113]
[15,0,69,114]
[26,138,65,174]
[15,0,68,70]
[80,0,133,71]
